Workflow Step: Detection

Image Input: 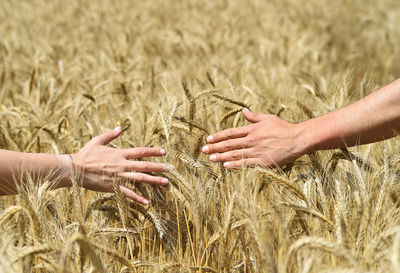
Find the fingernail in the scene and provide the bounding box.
[143,199,149,205]
[114,126,121,131]
[243,108,250,113]
[207,135,214,142]
[202,145,209,153]
[162,178,169,184]
[209,154,216,161]
[223,162,230,168]
[160,148,166,155]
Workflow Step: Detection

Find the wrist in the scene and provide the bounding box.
[298,114,342,153]
[294,119,319,155]
[55,154,74,187]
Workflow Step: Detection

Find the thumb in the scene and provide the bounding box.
[242,108,266,123]
[91,127,122,145]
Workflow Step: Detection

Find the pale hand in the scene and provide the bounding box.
[69,127,170,205]
[202,108,307,169]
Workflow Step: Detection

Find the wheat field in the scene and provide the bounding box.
[1,0,400,272]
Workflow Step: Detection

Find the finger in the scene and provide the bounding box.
[242,108,267,123]
[118,172,169,186]
[125,161,171,172]
[202,138,250,154]
[209,148,254,162]
[120,185,149,205]
[91,127,122,145]
[223,158,264,169]
[123,147,166,159]
[206,127,248,144]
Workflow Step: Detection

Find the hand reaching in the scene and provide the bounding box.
[71,127,170,205]
[202,108,307,169]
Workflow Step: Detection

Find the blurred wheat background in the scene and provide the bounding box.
[1,0,400,272]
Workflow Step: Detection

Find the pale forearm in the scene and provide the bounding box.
[0,150,72,195]
[0,128,169,204]
[301,78,400,152]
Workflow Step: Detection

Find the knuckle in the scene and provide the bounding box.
[136,147,146,155]
[224,140,232,149]
[246,135,256,143]
[232,150,240,159]
[248,125,256,132]
[135,173,144,181]
[226,130,234,138]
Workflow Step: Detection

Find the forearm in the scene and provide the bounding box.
[0,150,72,195]
[301,78,400,151]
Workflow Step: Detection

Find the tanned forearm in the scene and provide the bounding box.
[302,78,400,152]
[203,77,400,169]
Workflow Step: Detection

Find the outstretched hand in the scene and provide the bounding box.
[72,127,170,205]
[202,108,307,169]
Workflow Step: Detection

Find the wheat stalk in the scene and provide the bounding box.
[284,237,357,272]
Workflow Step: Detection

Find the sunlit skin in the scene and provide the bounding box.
[0,127,171,205]
[203,77,400,169]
